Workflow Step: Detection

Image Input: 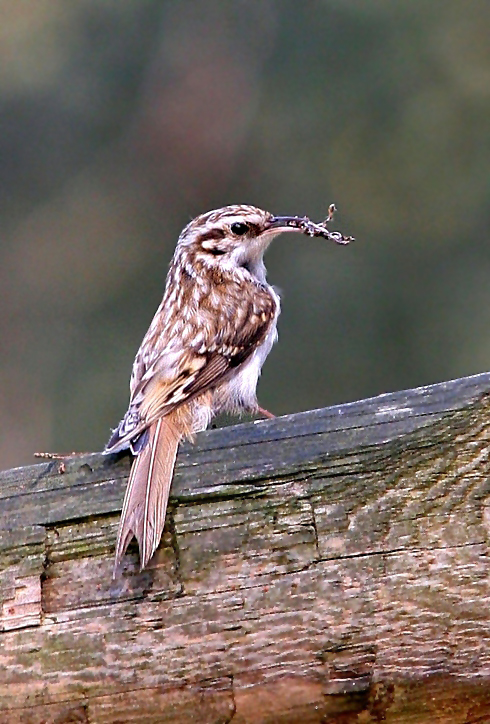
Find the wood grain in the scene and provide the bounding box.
[1,372,490,722]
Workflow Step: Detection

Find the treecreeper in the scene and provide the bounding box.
[105,204,353,574]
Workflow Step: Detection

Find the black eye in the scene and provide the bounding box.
[230,222,249,236]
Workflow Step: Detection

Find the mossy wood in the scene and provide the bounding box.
[1,372,490,723]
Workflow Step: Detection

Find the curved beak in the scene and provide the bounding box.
[268,215,306,231]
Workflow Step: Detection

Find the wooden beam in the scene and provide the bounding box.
[1,372,490,722]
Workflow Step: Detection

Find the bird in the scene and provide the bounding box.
[105,204,353,573]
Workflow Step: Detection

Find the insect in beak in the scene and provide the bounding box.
[268,204,354,245]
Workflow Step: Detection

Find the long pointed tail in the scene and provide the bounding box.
[114,415,181,574]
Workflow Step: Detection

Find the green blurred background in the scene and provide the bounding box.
[1,0,489,470]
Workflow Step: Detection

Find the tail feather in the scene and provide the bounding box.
[114,416,181,574]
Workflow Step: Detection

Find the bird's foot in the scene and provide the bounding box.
[257,406,275,420]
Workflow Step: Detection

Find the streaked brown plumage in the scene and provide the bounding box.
[105,204,353,573]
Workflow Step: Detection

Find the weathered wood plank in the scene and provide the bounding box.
[1,372,490,722]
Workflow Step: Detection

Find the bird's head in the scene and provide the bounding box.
[176,204,353,275]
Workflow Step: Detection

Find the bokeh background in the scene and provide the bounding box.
[1,0,490,470]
